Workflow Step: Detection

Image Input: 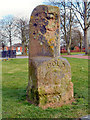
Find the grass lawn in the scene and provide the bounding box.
[61,52,85,55]
[2,58,88,118]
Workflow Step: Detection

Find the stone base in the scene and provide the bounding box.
[27,56,73,108]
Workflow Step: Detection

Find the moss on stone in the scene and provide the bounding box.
[39,87,46,95]
[40,95,47,105]
[27,4,73,108]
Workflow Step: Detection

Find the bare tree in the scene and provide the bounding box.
[68,28,83,51]
[15,18,29,55]
[45,0,90,54]
[0,32,6,51]
[67,1,72,54]
[0,15,17,51]
[71,0,90,54]
[45,0,78,54]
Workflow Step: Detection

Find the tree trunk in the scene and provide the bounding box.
[84,2,88,54]
[22,38,26,55]
[10,39,12,51]
[22,41,25,55]
[67,38,71,55]
[79,31,82,52]
[63,1,68,54]
[9,32,12,58]
[25,46,27,55]
[67,46,71,55]
[2,43,5,51]
[84,29,88,54]
[21,25,26,55]
[80,37,82,52]
[67,1,72,55]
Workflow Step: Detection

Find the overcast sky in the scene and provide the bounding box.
[0,0,46,45]
[0,0,45,19]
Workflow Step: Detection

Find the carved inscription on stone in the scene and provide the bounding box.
[27,5,74,109]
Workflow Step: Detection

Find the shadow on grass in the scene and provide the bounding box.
[2,86,33,105]
[2,86,88,118]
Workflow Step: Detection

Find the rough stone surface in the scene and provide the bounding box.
[27,56,73,108]
[27,5,73,108]
[29,5,60,57]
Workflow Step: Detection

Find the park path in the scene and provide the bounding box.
[16,55,89,59]
[61,55,89,59]
[0,54,89,60]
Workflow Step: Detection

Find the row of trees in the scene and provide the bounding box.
[0,15,84,55]
[0,15,29,55]
[0,0,89,55]
[46,0,90,54]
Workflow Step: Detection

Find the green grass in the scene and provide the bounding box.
[61,52,85,55]
[2,58,88,118]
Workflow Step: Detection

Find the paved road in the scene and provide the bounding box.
[0,54,89,60]
[16,56,28,59]
[61,55,89,59]
[17,55,89,59]
[0,56,28,59]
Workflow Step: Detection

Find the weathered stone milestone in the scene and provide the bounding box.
[29,5,60,57]
[27,5,73,108]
